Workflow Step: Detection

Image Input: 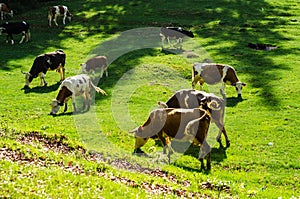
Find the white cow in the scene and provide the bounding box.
[50,74,107,115]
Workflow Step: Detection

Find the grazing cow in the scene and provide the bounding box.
[160,27,194,50]
[48,5,72,27]
[81,56,108,78]
[158,89,230,148]
[130,107,214,170]
[192,62,246,97]
[22,50,66,87]
[50,74,107,115]
[0,21,30,45]
[0,3,13,20]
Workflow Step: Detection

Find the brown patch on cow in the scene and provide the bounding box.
[56,86,72,103]
[58,5,65,15]
[223,67,239,85]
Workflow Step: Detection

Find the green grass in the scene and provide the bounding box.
[0,0,300,198]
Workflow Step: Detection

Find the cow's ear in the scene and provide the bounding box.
[242,82,247,86]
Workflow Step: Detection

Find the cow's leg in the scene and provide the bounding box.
[62,15,66,25]
[61,67,65,80]
[48,15,52,27]
[178,38,183,50]
[157,132,173,163]
[100,68,104,78]
[105,69,108,77]
[199,140,211,171]
[54,15,58,26]
[82,92,87,111]
[19,31,26,44]
[192,75,203,90]
[39,73,47,86]
[72,94,77,113]
[161,35,166,49]
[25,31,30,42]
[63,103,68,112]
[86,91,91,111]
[220,83,226,97]
[1,12,3,20]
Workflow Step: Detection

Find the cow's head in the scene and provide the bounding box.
[80,63,87,73]
[50,99,63,115]
[21,71,33,87]
[233,81,246,97]
[129,126,150,150]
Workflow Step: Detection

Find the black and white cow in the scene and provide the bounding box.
[192,62,246,98]
[22,50,66,87]
[160,27,194,50]
[158,89,230,148]
[50,74,107,115]
[0,3,13,20]
[0,21,30,45]
[48,5,72,27]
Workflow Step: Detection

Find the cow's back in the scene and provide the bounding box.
[163,108,206,139]
[46,51,66,70]
[61,74,90,96]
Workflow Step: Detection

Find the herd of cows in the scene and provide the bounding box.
[1,3,247,171]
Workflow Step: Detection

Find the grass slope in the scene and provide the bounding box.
[0,0,299,198]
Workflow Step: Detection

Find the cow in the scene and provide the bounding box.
[192,62,246,98]
[0,21,30,45]
[160,27,194,50]
[158,89,230,148]
[81,56,108,78]
[130,106,214,171]
[0,3,13,20]
[50,74,107,115]
[48,5,72,27]
[22,50,66,88]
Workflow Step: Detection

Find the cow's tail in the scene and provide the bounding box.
[90,82,107,96]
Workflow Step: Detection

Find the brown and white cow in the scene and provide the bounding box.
[192,63,246,98]
[81,56,108,78]
[160,27,194,50]
[130,102,220,171]
[158,89,230,148]
[0,3,13,20]
[48,5,72,27]
[50,74,107,115]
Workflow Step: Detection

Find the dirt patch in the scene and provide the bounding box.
[1,131,231,197]
[17,131,86,154]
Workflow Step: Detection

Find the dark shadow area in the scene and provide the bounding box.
[22,82,60,94]
[226,96,246,107]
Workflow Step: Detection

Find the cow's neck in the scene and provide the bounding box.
[56,86,72,104]
[223,67,239,85]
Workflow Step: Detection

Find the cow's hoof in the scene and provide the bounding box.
[226,140,231,148]
[49,112,56,116]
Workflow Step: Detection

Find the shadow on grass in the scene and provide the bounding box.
[226,96,246,107]
[22,82,60,94]
[49,109,91,117]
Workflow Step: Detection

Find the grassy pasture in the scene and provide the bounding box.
[0,0,299,198]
